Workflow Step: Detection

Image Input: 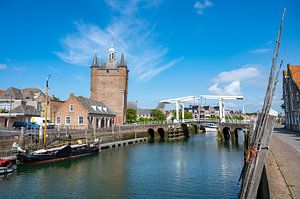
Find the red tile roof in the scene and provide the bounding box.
[289,65,300,89]
[0,90,4,95]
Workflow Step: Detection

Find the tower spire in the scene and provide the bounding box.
[91,53,99,67]
[119,51,127,67]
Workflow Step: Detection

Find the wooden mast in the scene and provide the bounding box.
[238,8,286,199]
[44,75,50,148]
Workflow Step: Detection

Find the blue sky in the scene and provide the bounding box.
[0,0,299,113]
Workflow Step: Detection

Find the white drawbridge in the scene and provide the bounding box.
[160,96,197,123]
[160,95,244,123]
[201,95,244,123]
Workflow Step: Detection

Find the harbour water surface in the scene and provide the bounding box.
[0,132,244,198]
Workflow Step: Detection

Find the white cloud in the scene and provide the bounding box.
[208,64,264,97]
[209,81,241,95]
[214,65,260,83]
[55,0,181,82]
[194,0,213,15]
[249,48,270,54]
[0,64,7,69]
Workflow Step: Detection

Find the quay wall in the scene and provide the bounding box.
[0,123,198,156]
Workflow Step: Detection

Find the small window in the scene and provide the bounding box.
[78,116,84,125]
[65,116,71,125]
[69,104,74,112]
[56,116,61,125]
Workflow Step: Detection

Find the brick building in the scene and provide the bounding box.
[90,45,128,125]
[283,64,300,131]
[185,105,220,120]
[55,93,115,129]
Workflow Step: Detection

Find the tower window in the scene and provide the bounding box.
[107,70,109,73]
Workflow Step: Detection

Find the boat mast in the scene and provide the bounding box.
[44,75,50,148]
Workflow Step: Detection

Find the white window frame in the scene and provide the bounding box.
[69,104,74,112]
[78,116,84,125]
[56,116,61,125]
[65,116,71,125]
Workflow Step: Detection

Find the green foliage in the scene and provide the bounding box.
[225,115,244,120]
[0,109,8,113]
[184,111,193,119]
[138,117,151,123]
[126,108,137,123]
[210,115,220,119]
[150,109,165,121]
[171,110,193,120]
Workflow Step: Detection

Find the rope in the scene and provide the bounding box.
[245,146,257,163]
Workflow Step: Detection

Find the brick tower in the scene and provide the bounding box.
[90,45,128,125]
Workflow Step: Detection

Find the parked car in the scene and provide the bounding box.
[31,117,55,129]
[12,122,40,129]
[12,122,29,129]
[26,122,40,129]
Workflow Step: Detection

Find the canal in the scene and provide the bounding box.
[0,132,244,199]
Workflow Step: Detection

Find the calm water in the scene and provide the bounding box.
[0,132,244,199]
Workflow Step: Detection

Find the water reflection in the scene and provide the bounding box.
[0,133,244,199]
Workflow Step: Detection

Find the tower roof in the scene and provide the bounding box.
[108,43,115,52]
[119,52,127,67]
[91,53,99,67]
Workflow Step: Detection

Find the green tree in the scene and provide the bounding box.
[0,109,7,113]
[150,109,165,121]
[171,110,193,120]
[126,109,137,123]
[138,117,151,123]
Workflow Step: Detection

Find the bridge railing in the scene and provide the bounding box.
[223,119,251,124]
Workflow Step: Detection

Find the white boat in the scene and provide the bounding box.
[204,123,218,132]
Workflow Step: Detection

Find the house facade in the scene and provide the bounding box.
[283,64,300,131]
[0,87,63,127]
[55,93,115,129]
[0,102,40,128]
[137,108,152,119]
[185,105,220,120]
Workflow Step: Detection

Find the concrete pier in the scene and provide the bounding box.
[100,137,148,149]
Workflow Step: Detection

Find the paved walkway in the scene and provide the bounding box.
[267,127,300,199]
[273,127,300,153]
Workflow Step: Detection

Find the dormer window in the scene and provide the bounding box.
[69,104,74,112]
[91,106,96,111]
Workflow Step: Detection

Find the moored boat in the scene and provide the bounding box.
[16,142,99,164]
[204,123,218,132]
[0,159,16,175]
